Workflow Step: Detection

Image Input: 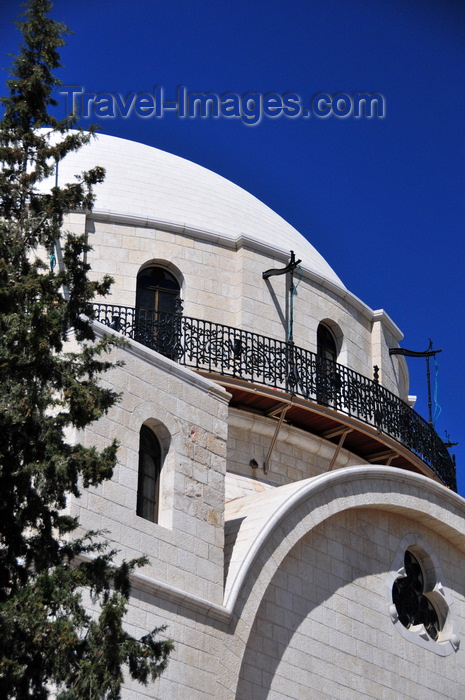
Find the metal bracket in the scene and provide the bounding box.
[264,403,290,473]
[328,428,353,471]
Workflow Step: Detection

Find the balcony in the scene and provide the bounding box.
[92,303,456,491]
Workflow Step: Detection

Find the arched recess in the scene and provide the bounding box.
[129,404,178,530]
[317,320,339,362]
[316,320,343,406]
[137,425,162,523]
[135,261,183,357]
[135,417,172,527]
[217,468,465,698]
[136,263,182,314]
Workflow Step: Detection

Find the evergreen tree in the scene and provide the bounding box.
[0,2,173,697]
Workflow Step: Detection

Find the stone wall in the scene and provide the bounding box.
[93,470,465,700]
[226,408,364,497]
[70,329,230,604]
[236,506,465,699]
[60,213,408,399]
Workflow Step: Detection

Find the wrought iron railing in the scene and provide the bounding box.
[92,303,456,491]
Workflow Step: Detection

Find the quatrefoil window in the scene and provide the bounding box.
[388,538,458,656]
[392,550,441,641]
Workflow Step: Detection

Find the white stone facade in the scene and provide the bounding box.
[55,133,465,698]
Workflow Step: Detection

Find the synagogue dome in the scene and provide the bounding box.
[50,131,345,289]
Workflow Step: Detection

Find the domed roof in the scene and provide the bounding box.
[50,132,345,288]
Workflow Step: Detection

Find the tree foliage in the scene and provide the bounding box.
[0,2,173,697]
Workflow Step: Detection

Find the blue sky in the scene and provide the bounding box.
[2,0,464,492]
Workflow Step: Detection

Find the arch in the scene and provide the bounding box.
[225,469,465,617]
[136,424,164,523]
[216,468,465,698]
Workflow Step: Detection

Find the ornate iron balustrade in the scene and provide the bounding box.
[92,303,456,491]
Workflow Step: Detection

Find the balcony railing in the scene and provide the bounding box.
[92,303,456,491]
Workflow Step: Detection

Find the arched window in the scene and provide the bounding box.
[317,323,337,363]
[135,266,181,357]
[136,266,180,315]
[137,425,162,523]
[316,323,339,407]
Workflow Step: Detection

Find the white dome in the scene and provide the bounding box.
[49,131,345,288]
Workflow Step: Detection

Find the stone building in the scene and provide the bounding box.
[53,133,464,698]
